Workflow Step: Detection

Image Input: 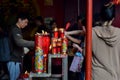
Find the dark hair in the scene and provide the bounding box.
[16,12,30,20]
[100,3,115,21]
[77,15,86,26]
[77,15,85,22]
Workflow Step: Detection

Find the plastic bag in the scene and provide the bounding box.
[69,52,84,72]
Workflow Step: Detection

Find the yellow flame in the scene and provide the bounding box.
[45,31,48,34]
[49,45,52,50]
[25,71,28,74]
[42,30,44,34]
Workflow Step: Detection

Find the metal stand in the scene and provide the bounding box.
[29,54,68,80]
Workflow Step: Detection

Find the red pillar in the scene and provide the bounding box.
[85,0,92,80]
[112,0,120,4]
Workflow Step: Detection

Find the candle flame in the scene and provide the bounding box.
[42,30,45,34]
[25,71,28,74]
[45,31,48,35]
[49,45,52,50]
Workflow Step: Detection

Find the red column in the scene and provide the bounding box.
[85,0,92,80]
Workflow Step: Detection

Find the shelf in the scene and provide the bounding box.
[29,72,51,78]
[29,54,68,80]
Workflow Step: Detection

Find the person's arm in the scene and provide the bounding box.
[66,35,81,44]
[65,29,85,36]
[72,43,82,52]
[12,28,34,48]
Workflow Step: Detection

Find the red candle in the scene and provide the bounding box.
[57,38,62,54]
[35,33,43,49]
[35,33,44,73]
[53,27,58,38]
[59,28,64,38]
[42,34,50,73]
[52,38,57,54]
[43,34,50,57]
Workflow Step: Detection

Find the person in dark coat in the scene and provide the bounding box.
[7,12,34,80]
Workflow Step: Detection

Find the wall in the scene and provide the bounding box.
[64,0,120,27]
[113,5,120,27]
[36,0,64,27]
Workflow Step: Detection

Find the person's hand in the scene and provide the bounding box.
[82,26,86,32]
[73,43,82,52]
[24,47,30,54]
[64,31,68,36]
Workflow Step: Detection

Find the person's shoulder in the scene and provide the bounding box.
[92,26,102,30]
[11,25,20,32]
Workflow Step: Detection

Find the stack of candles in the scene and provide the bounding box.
[34,28,68,74]
[51,27,68,54]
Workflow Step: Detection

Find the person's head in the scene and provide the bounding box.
[100,2,115,22]
[77,15,86,26]
[16,12,29,28]
[35,16,44,26]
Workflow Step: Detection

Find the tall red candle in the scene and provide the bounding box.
[43,34,50,57]
[35,33,44,73]
[57,38,62,54]
[52,38,57,54]
[53,27,58,38]
[59,28,64,38]
[42,34,50,73]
